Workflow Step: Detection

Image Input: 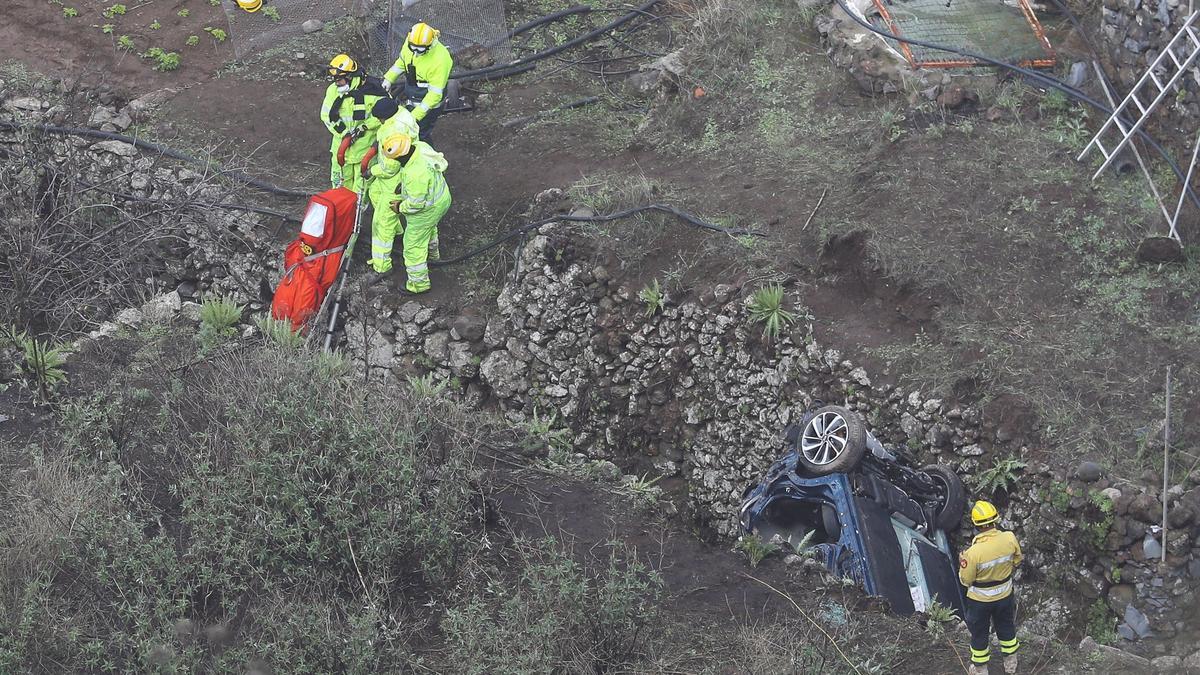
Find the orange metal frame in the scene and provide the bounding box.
[870,0,1056,69]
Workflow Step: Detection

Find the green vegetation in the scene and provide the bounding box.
[177,8,190,17]
[1,325,69,402]
[1086,599,1118,645]
[205,26,227,43]
[101,23,114,33]
[254,316,303,349]
[103,3,126,18]
[149,19,161,30]
[974,457,1027,495]
[62,7,78,17]
[116,34,135,51]
[735,533,780,568]
[748,283,795,340]
[197,296,241,352]
[185,35,199,46]
[262,5,281,21]
[639,278,664,317]
[445,537,662,674]
[0,342,494,671]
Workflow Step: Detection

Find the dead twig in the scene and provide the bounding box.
[741,572,863,675]
[802,187,828,231]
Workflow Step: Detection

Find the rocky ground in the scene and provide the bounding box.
[5,0,1200,670]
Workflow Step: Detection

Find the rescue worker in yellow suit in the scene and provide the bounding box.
[382,23,454,141]
[960,501,1022,675]
[320,54,388,191]
[364,132,451,294]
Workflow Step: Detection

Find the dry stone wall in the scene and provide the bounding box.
[8,79,1200,662]
[1101,0,1200,116]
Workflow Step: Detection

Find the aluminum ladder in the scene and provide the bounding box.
[1078,11,1200,179]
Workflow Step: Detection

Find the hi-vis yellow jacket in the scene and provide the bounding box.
[959,528,1022,602]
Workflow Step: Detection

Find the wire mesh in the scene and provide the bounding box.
[372,0,514,66]
[869,0,1055,68]
[221,0,364,59]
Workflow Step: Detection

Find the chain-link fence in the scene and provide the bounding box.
[869,0,1055,68]
[220,0,374,59]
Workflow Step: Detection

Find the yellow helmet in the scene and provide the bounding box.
[380,133,413,159]
[328,54,359,79]
[236,0,262,12]
[407,23,439,49]
[970,500,1000,527]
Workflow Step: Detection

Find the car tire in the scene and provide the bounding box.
[922,463,967,531]
[796,405,867,476]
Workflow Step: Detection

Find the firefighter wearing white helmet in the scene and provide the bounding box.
[319,53,388,190]
[364,132,451,293]
[960,500,1022,675]
[382,22,454,141]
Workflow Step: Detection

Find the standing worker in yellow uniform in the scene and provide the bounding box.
[364,132,451,294]
[320,54,388,191]
[382,23,454,141]
[960,501,1022,675]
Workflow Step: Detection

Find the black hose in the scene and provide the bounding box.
[832,0,1200,209]
[431,203,762,267]
[0,120,314,198]
[77,181,300,222]
[455,0,661,81]
[485,5,595,48]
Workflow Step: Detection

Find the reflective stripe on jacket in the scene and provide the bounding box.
[320,76,387,137]
[368,141,450,214]
[383,41,453,120]
[959,528,1022,602]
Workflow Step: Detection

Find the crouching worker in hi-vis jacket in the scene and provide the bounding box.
[960,500,1023,675]
[364,133,450,294]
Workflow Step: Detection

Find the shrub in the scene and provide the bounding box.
[197,296,241,352]
[747,283,795,340]
[0,344,491,671]
[103,3,127,18]
[973,456,1027,495]
[205,27,227,43]
[141,47,181,71]
[638,279,664,317]
[185,34,199,46]
[1,325,68,402]
[735,533,779,568]
[444,537,662,674]
[253,315,302,349]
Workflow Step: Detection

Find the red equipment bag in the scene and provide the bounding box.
[271,187,359,332]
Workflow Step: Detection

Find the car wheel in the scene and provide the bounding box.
[796,405,867,475]
[922,463,967,531]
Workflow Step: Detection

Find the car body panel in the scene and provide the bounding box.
[740,450,966,617]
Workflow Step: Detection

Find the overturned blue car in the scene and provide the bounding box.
[739,405,968,616]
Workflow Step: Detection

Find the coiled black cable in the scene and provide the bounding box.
[455,0,662,81]
[832,0,1200,209]
[0,120,314,197]
[431,203,763,267]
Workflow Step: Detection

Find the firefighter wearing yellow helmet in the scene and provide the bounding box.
[363,132,451,294]
[236,0,262,12]
[959,500,1022,675]
[382,22,454,141]
[319,54,389,191]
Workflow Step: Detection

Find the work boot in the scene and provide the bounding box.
[427,238,440,262]
[968,664,988,675]
[1003,653,1018,674]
